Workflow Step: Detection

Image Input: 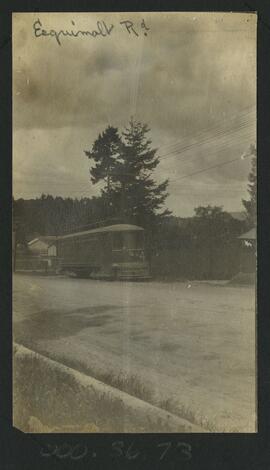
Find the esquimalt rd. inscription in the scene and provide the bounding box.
[33,18,150,46]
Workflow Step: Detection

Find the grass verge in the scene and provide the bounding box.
[14,345,201,433]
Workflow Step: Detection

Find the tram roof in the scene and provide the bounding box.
[59,224,144,240]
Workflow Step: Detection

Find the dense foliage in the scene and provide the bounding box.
[242,153,256,228]
[13,195,110,243]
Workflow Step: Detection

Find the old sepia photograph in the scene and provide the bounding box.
[13,12,257,433]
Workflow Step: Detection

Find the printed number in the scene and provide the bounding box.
[55,443,72,459]
[70,444,88,460]
[125,442,140,460]
[177,442,192,461]
[111,441,140,460]
[40,444,57,457]
[157,442,192,461]
[40,443,88,460]
[157,442,172,461]
[111,441,125,457]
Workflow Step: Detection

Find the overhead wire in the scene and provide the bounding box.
[168,151,254,184]
[159,133,256,174]
[157,105,256,152]
[158,119,255,161]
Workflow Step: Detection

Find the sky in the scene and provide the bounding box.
[13,12,256,217]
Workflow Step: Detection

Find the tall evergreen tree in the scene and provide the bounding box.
[115,119,170,226]
[85,119,171,228]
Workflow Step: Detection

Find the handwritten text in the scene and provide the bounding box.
[33,18,150,46]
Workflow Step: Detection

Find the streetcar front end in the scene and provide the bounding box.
[111,229,151,280]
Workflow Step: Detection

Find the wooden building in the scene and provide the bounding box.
[15,236,58,273]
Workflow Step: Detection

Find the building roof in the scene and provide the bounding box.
[28,236,58,246]
[238,228,256,240]
[230,211,246,222]
[59,224,144,240]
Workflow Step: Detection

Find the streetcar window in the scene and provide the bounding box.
[123,232,143,249]
[113,233,123,250]
[135,232,143,248]
[112,231,144,250]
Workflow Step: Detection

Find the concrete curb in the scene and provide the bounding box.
[13,342,207,433]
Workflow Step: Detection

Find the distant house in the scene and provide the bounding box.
[238,228,256,273]
[14,236,60,273]
[238,227,256,240]
[28,236,58,256]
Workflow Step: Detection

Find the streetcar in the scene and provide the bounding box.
[57,224,150,280]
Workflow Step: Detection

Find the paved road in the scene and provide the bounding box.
[13,273,256,432]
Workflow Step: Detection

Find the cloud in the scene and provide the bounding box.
[13,12,256,130]
[13,12,256,215]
